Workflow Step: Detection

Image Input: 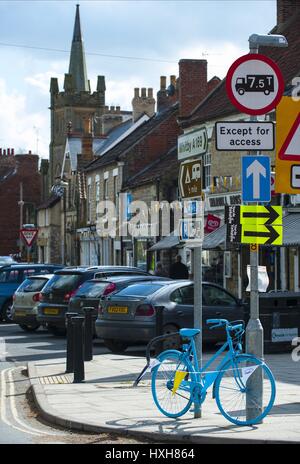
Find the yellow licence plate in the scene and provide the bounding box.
[108,306,128,314]
[44,308,59,315]
[15,311,26,316]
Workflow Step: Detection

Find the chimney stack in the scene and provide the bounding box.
[132,86,156,122]
[277,0,300,29]
[157,75,178,112]
[178,59,208,118]
[81,115,94,164]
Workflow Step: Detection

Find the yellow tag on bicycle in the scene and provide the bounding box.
[172,371,186,396]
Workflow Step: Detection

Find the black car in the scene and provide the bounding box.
[36,266,150,335]
[68,274,171,334]
[0,263,63,321]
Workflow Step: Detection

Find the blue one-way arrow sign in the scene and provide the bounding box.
[242,155,271,203]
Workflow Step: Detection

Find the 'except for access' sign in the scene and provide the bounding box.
[215,121,274,151]
[177,127,208,161]
[179,159,202,199]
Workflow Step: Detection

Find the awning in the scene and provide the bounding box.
[202,224,226,250]
[148,233,180,251]
[281,212,300,246]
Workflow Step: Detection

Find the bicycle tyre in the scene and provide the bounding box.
[151,349,196,418]
[215,354,276,426]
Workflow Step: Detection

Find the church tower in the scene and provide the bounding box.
[49,4,106,185]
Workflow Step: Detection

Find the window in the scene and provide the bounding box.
[45,273,82,292]
[17,277,48,293]
[115,283,164,297]
[95,175,100,203]
[114,176,118,206]
[203,152,211,190]
[203,285,236,306]
[170,285,194,305]
[0,270,20,283]
[87,178,92,222]
[104,179,109,200]
[75,281,109,298]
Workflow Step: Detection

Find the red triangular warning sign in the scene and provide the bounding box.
[20,229,38,247]
[278,113,300,161]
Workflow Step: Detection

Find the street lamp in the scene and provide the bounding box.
[246,32,287,422]
[249,34,288,53]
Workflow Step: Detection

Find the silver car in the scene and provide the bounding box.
[95,280,246,353]
[11,274,54,332]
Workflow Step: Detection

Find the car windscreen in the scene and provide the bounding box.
[0,270,20,283]
[17,277,48,293]
[114,283,164,297]
[75,281,109,298]
[43,274,82,292]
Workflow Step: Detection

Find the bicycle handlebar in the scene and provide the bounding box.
[206,319,244,332]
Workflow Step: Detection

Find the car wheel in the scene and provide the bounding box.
[19,323,40,332]
[162,324,181,350]
[103,339,128,354]
[2,300,14,323]
[47,325,67,336]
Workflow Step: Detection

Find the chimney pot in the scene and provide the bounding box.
[7,148,10,156]
[0,148,2,155]
[3,149,6,155]
[160,76,167,90]
[11,148,14,155]
[134,88,139,98]
[170,75,176,86]
[141,88,146,98]
[110,106,115,112]
[148,88,153,98]
[116,106,120,113]
[29,150,32,155]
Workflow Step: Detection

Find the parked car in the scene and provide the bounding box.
[95,280,248,353]
[69,274,171,331]
[11,274,54,332]
[0,256,18,267]
[36,266,151,335]
[0,263,64,322]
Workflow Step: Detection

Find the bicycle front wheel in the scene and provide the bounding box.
[215,354,276,426]
[151,350,195,418]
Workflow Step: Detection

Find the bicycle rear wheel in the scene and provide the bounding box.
[151,350,195,418]
[215,354,276,426]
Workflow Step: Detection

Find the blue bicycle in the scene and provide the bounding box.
[135,319,276,426]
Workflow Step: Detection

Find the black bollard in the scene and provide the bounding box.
[72,316,85,383]
[83,307,94,362]
[155,306,164,356]
[65,312,78,374]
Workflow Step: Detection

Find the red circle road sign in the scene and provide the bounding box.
[226,54,284,115]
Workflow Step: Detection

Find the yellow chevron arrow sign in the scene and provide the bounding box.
[240,205,282,225]
[241,224,283,245]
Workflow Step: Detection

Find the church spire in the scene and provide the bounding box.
[68,4,89,92]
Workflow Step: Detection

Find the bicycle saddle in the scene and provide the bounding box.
[179,328,200,338]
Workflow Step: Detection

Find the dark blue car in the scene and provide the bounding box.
[0,264,63,322]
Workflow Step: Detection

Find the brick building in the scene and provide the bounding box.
[0,149,41,258]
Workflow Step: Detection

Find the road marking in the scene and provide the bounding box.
[0,338,8,361]
[1,367,58,437]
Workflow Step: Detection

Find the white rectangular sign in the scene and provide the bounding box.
[178,127,208,160]
[179,218,204,247]
[215,121,274,151]
[271,328,298,343]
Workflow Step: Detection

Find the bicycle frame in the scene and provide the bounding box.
[178,328,243,403]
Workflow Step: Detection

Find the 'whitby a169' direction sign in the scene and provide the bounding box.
[178,127,208,160]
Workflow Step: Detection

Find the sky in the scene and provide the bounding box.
[0,0,276,158]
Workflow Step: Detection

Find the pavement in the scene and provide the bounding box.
[28,349,300,444]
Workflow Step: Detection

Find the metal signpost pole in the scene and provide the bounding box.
[193,245,202,418]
